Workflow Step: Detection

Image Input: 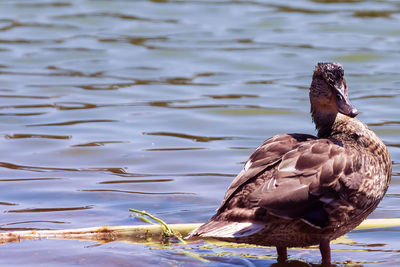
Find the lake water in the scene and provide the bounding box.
[0,0,399,266]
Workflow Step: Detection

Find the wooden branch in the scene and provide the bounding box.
[1,218,399,245]
[0,223,202,245]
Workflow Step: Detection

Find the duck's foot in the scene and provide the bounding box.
[319,239,331,266]
[276,246,287,262]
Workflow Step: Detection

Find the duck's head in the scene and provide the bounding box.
[310,62,358,134]
[310,62,358,118]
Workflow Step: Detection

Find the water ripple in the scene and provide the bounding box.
[0,19,77,32]
[80,189,193,195]
[0,161,235,179]
[72,141,126,147]
[5,133,71,140]
[0,94,57,99]
[0,162,127,175]
[368,121,400,127]
[26,119,116,127]
[0,112,46,116]
[204,94,259,99]
[16,2,71,7]
[144,147,206,151]
[142,131,238,142]
[272,4,332,14]
[7,206,93,213]
[98,179,174,184]
[0,202,17,206]
[53,12,178,23]
[353,10,395,18]
[0,178,60,182]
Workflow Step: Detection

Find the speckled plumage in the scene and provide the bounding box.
[187,63,392,265]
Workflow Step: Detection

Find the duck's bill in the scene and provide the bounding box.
[335,86,359,118]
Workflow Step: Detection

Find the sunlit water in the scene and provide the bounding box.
[0,0,399,266]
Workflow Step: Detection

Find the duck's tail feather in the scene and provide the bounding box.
[186,221,264,239]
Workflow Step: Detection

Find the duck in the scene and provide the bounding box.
[187,62,392,265]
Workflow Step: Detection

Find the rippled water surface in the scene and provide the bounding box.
[0,0,399,266]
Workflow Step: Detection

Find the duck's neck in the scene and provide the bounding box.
[311,108,339,138]
[312,108,356,138]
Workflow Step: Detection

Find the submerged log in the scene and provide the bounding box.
[1,218,400,245]
[0,223,201,245]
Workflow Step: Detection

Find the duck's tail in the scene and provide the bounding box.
[186,220,264,239]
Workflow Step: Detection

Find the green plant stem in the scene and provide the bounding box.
[129,208,186,244]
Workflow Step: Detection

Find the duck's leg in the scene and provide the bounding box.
[276,246,287,262]
[319,239,331,266]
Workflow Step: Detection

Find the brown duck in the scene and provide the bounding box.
[187,62,392,265]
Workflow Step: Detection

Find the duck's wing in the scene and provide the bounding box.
[248,137,359,227]
[188,135,361,238]
[217,133,317,212]
[220,133,361,227]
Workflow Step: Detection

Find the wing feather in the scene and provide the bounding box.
[217,133,316,211]
[190,132,372,239]
[218,133,363,228]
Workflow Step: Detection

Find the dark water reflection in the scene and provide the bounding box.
[0,0,399,266]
